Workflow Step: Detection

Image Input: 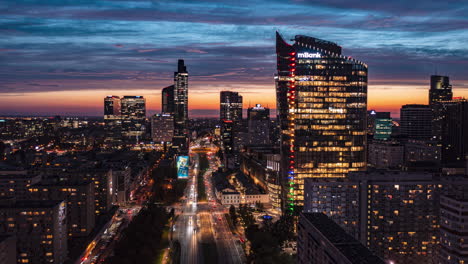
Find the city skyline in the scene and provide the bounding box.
[2,1,468,117]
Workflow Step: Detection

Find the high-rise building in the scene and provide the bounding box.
[220,91,243,168]
[120,96,146,139]
[438,175,468,264]
[429,75,452,105]
[247,104,270,145]
[373,112,392,140]
[104,95,121,116]
[303,171,439,263]
[173,60,189,151]
[162,85,175,114]
[275,32,368,213]
[400,104,432,140]
[297,212,384,264]
[151,113,174,144]
[0,199,68,264]
[432,98,468,166]
[104,96,123,144]
[0,171,41,198]
[28,181,95,238]
[220,91,243,122]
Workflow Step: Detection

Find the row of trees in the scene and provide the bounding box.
[229,204,296,264]
[104,204,170,264]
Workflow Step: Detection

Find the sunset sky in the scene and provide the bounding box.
[1,0,468,117]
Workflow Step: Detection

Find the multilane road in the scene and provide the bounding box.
[173,140,245,264]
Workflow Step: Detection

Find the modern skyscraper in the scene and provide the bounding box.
[400,104,432,140]
[162,85,175,114]
[432,98,468,165]
[429,75,452,105]
[120,96,146,139]
[104,95,121,116]
[247,104,270,145]
[220,91,243,168]
[275,32,368,213]
[173,60,189,151]
[374,112,392,140]
[220,91,243,122]
[104,95,123,144]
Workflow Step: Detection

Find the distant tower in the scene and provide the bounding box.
[429,75,452,105]
[247,104,270,145]
[220,91,243,122]
[173,60,189,151]
[162,85,175,114]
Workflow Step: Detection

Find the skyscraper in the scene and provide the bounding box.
[162,85,175,114]
[400,104,432,140]
[103,96,122,145]
[173,60,189,151]
[432,98,468,165]
[220,91,243,168]
[120,96,146,139]
[104,95,121,116]
[429,75,452,105]
[220,91,243,122]
[275,32,368,213]
[247,104,270,145]
[374,112,392,140]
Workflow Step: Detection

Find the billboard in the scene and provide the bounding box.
[177,156,189,179]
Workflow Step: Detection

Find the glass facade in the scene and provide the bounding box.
[276,32,367,212]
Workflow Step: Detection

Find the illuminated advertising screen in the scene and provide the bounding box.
[177,156,189,179]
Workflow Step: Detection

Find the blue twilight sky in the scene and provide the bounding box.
[1,0,468,116]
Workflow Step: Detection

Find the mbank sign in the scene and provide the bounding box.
[297,52,321,58]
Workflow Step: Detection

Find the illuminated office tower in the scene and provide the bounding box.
[247,104,270,145]
[173,60,189,151]
[162,85,175,114]
[275,32,368,212]
[429,75,452,105]
[220,91,243,122]
[120,96,146,139]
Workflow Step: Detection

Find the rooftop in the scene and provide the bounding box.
[301,212,384,264]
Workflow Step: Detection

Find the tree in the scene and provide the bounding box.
[229,205,238,226]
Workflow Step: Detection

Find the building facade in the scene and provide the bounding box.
[429,75,452,106]
[303,171,439,263]
[162,85,175,114]
[432,98,468,166]
[173,59,189,151]
[151,113,174,144]
[0,199,67,264]
[400,104,432,140]
[120,96,146,140]
[220,91,243,122]
[247,104,270,145]
[28,181,95,237]
[275,32,368,213]
[297,212,384,264]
